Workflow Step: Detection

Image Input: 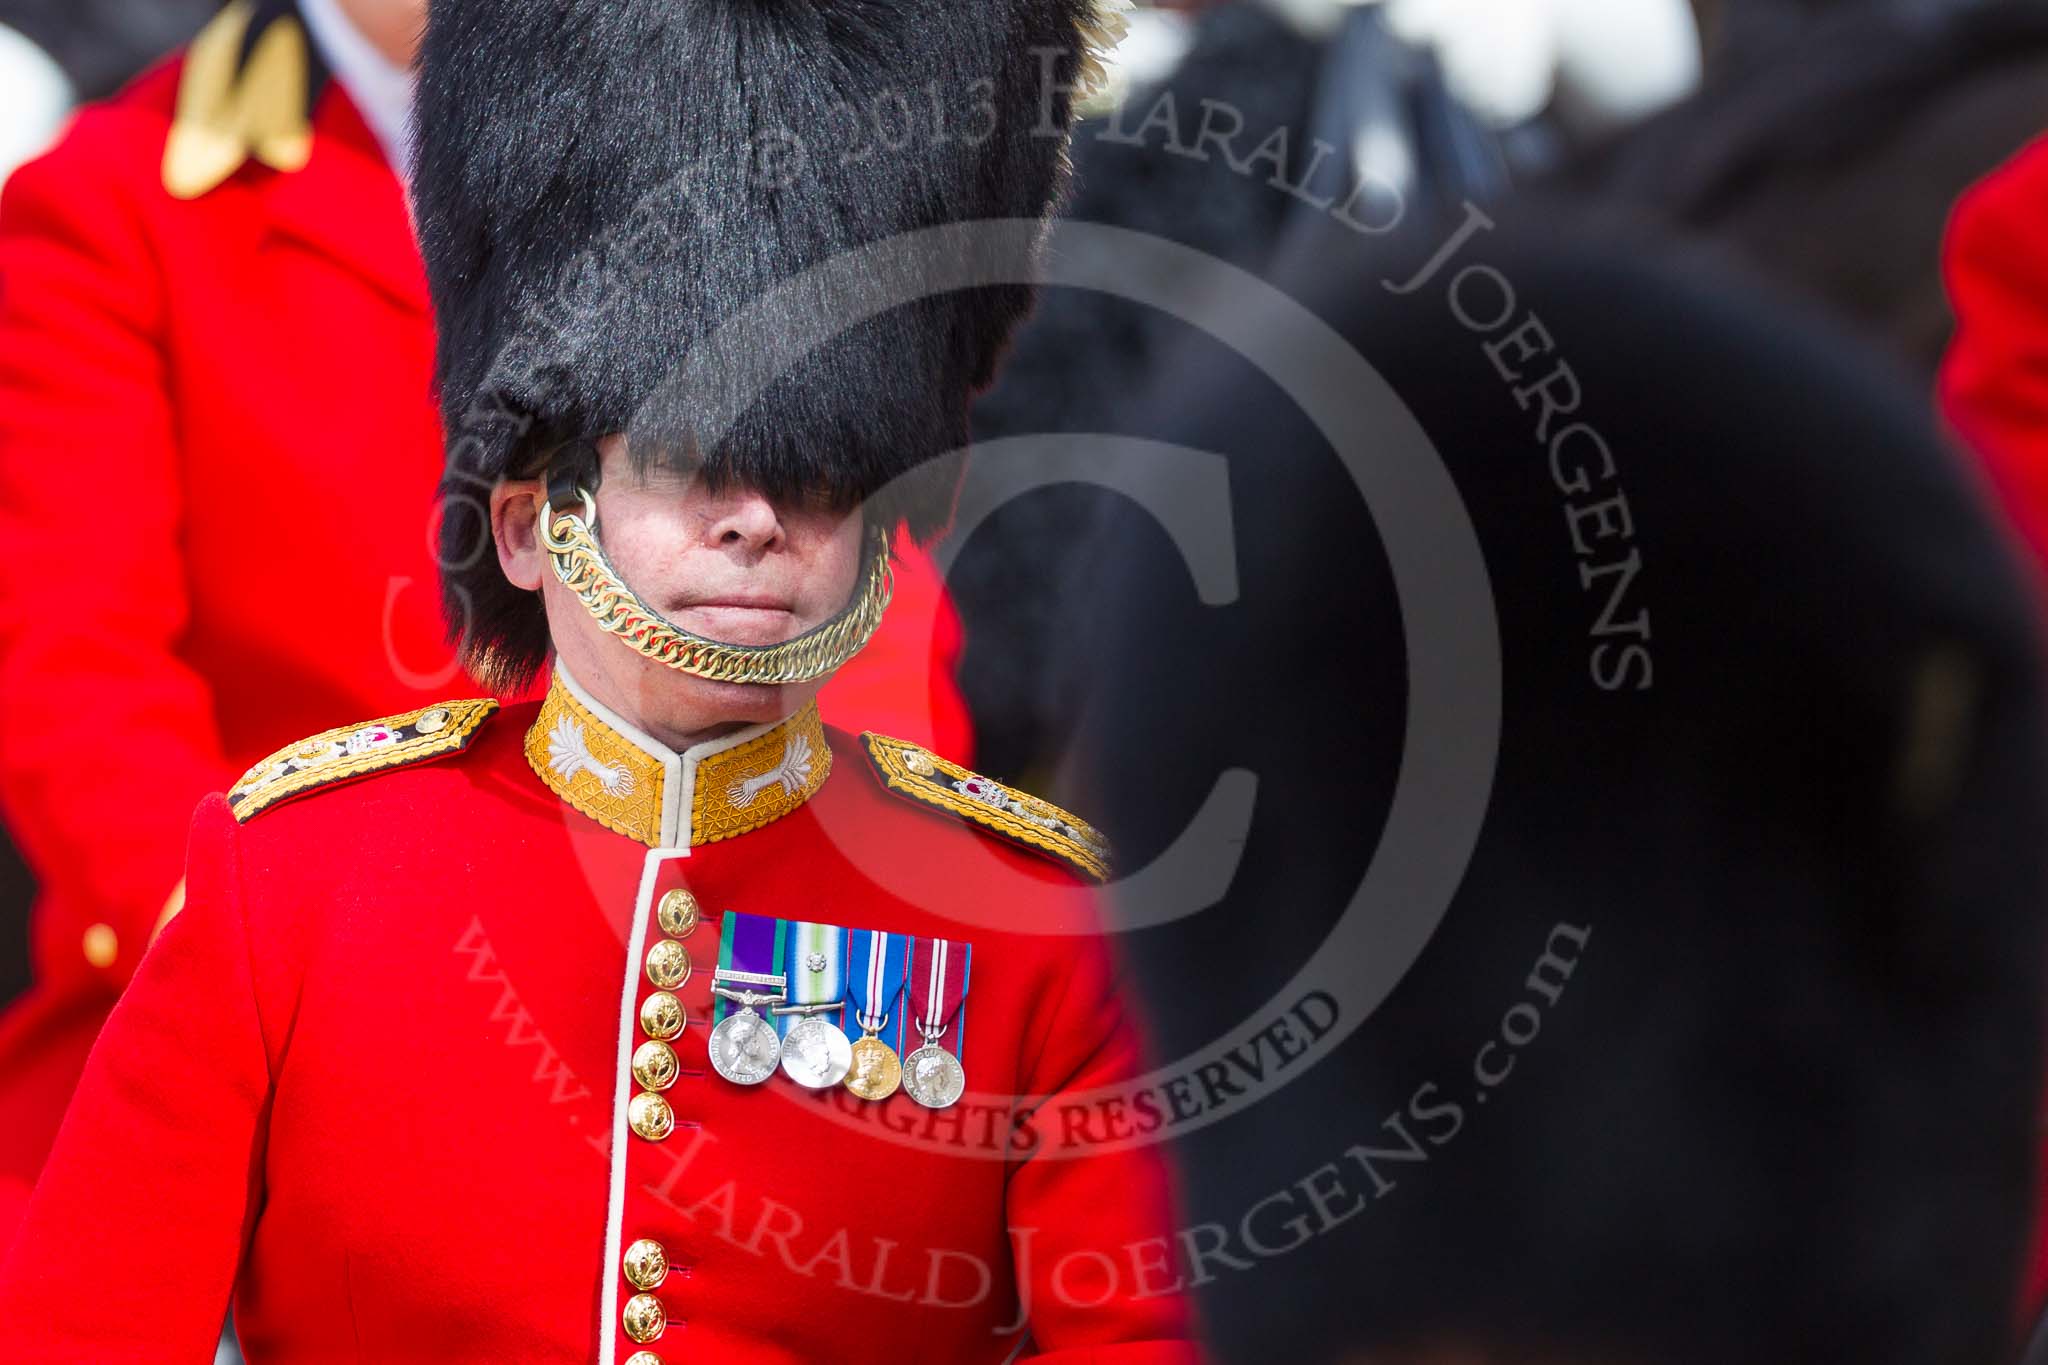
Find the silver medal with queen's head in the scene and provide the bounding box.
[901,1041,965,1109]
[708,1005,781,1085]
[779,1015,853,1088]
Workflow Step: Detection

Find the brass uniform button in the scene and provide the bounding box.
[622,1292,666,1343]
[639,991,685,1040]
[81,923,118,969]
[415,706,452,735]
[903,746,937,776]
[656,888,700,938]
[632,1040,680,1092]
[627,1091,675,1142]
[623,1238,669,1291]
[644,939,691,990]
[624,1355,663,1365]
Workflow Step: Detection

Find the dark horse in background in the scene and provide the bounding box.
[1565,0,2048,378]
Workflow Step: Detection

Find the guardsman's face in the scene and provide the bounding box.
[491,434,867,748]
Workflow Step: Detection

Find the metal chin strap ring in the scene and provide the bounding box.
[539,484,894,687]
[539,486,601,556]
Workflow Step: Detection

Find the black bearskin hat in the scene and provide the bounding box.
[414,0,1118,689]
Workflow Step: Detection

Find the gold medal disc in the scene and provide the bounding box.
[844,1034,902,1101]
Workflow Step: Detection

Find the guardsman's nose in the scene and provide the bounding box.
[700,488,785,557]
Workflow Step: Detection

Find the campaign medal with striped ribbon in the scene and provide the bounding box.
[708,912,786,1086]
[777,920,852,1089]
[902,935,972,1109]
[844,927,908,1102]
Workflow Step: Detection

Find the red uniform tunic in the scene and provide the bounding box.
[1942,135,2048,1315]
[0,671,1189,1361]
[0,49,972,1229]
[1943,133,2048,579]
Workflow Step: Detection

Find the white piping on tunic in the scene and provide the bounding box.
[565,661,803,1362]
[598,845,688,1365]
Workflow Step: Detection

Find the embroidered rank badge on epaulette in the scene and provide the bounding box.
[859,733,1112,883]
[227,699,498,823]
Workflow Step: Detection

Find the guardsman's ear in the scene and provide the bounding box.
[490,480,546,592]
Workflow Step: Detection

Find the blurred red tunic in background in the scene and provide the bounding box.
[1942,133,2048,1315]
[0,56,971,1237]
[1944,133,2048,581]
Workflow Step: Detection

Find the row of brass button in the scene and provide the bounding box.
[627,889,698,1142]
[621,887,702,1355]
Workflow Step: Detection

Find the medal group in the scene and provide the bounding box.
[705,908,973,1109]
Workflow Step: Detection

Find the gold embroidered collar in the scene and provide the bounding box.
[524,665,831,849]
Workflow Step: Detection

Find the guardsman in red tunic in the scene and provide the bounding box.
[0,0,1192,1358]
[0,0,973,1233]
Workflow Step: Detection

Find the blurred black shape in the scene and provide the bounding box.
[1563,0,2048,375]
[0,0,216,101]
[0,836,28,1010]
[1076,208,2047,1362]
[962,0,1501,784]
[1701,0,1984,65]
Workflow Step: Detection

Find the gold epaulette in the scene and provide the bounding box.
[228,700,498,823]
[859,733,1112,883]
[163,0,320,199]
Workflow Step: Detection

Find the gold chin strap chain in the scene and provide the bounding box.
[540,488,894,685]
